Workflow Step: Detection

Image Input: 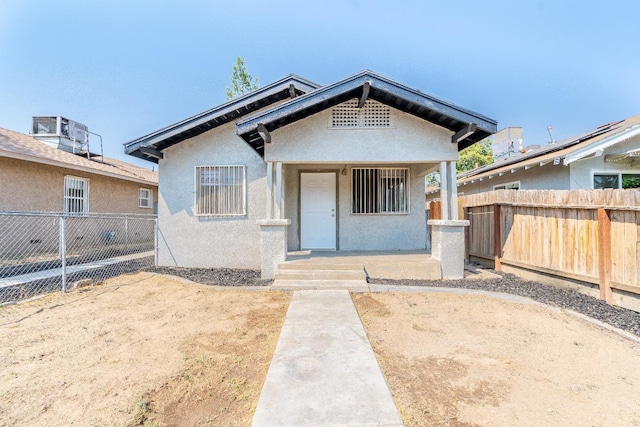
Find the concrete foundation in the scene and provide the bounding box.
[258,219,290,279]
[428,219,469,280]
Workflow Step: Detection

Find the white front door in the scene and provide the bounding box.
[300,172,336,250]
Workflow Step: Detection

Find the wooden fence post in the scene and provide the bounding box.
[494,204,502,271]
[464,207,470,262]
[597,208,613,303]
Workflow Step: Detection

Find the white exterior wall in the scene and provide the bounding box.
[156,122,266,269]
[568,135,640,189]
[285,164,429,251]
[265,106,457,163]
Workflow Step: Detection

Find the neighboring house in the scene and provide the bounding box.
[125,71,497,278]
[427,114,640,200]
[0,121,158,214]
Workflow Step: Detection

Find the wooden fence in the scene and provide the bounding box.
[436,190,640,304]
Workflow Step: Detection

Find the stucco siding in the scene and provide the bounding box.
[285,163,427,251]
[454,163,570,197]
[156,123,266,269]
[265,106,457,163]
[0,157,157,214]
[569,134,640,189]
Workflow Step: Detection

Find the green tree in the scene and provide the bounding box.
[456,138,494,173]
[226,57,259,99]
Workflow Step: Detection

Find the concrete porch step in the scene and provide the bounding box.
[274,269,366,281]
[271,279,369,292]
[277,262,364,271]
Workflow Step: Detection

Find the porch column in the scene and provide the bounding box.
[448,161,459,220]
[274,161,283,219]
[439,161,449,220]
[266,161,274,219]
[429,161,467,279]
[258,161,289,279]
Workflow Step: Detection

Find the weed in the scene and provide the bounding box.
[235,356,243,364]
[130,395,150,426]
[195,354,216,368]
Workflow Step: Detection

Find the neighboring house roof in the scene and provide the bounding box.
[426,114,640,194]
[124,74,321,162]
[125,70,497,162]
[0,127,158,185]
[236,70,497,153]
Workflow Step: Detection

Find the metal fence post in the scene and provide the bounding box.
[125,215,129,254]
[59,215,67,292]
[154,217,158,266]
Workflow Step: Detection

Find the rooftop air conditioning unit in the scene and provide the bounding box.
[31,116,89,154]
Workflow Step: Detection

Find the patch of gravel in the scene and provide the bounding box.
[145,266,273,287]
[143,265,640,338]
[370,272,640,338]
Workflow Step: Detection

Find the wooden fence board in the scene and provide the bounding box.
[458,189,638,300]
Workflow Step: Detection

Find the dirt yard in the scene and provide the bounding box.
[2,274,640,427]
[353,292,640,427]
[0,273,289,427]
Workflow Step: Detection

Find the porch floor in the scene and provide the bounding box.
[281,250,441,282]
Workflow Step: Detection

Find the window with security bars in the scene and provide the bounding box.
[138,188,153,208]
[352,168,409,214]
[64,176,89,214]
[195,166,246,216]
[331,99,391,128]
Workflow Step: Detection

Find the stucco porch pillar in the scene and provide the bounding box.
[430,161,468,279]
[259,161,289,279]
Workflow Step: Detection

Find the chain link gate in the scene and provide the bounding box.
[0,212,156,306]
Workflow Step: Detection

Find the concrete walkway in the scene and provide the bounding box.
[251,290,403,427]
[0,251,154,288]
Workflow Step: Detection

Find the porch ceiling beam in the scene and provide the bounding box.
[451,123,477,144]
[257,123,271,144]
[358,81,371,108]
[139,147,163,159]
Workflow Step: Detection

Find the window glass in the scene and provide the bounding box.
[352,168,408,214]
[594,174,619,189]
[64,176,89,214]
[195,166,246,216]
[138,188,153,208]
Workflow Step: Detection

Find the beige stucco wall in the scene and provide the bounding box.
[156,122,267,269]
[0,157,157,214]
[265,106,457,163]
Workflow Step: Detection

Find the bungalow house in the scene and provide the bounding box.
[426,114,640,200]
[0,121,158,214]
[124,71,497,279]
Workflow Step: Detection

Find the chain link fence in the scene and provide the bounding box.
[0,212,156,312]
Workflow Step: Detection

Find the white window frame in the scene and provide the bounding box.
[351,167,409,215]
[194,165,246,216]
[138,188,153,209]
[591,170,640,189]
[493,181,520,190]
[64,175,89,214]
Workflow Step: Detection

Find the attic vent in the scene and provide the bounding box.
[331,99,391,128]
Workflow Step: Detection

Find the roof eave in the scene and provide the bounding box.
[0,148,158,186]
[236,71,497,150]
[124,75,321,161]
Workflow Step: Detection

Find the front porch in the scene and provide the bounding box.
[271,250,441,290]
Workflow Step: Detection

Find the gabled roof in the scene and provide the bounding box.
[124,74,321,163]
[0,127,157,185]
[427,114,640,193]
[236,70,497,153]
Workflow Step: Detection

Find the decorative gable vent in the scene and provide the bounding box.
[331,99,391,128]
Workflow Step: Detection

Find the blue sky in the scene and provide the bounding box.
[1,0,638,169]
